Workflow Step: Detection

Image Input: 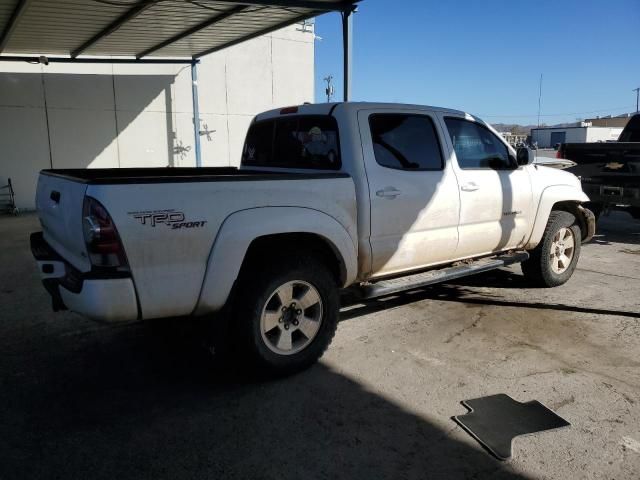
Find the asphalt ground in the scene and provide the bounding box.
[1,212,638,479]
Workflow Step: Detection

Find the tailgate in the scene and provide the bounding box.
[36,172,92,272]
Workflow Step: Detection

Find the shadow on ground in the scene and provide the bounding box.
[341,269,640,322]
[0,315,529,480]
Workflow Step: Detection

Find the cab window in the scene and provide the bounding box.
[444,118,514,170]
[242,116,341,170]
[369,114,444,170]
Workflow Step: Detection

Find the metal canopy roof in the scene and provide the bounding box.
[0,0,357,60]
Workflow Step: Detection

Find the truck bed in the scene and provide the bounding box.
[41,167,349,184]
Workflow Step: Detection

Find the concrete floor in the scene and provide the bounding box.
[1,212,639,479]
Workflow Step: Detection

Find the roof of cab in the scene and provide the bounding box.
[254,102,468,122]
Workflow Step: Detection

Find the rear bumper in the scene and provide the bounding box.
[31,232,139,322]
[582,183,640,207]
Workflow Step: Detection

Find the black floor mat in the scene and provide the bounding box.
[453,393,571,460]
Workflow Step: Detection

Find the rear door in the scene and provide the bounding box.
[438,114,533,258]
[36,173,91,272]
[358,108,460,277]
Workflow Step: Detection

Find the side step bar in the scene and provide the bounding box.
[355,251,530,300]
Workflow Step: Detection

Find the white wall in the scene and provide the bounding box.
[532,126,624,148]
[0,24,314,209]
[585,127,623,142]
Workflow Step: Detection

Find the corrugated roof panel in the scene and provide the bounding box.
[85,1,239,56]
[0,0,355,59]
[154,8,309,57]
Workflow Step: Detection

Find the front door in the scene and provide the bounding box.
[438,114,533,258]
[358,109,460,277]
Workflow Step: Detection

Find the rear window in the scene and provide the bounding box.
[242,116,341,170]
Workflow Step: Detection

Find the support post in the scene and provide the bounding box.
[191,61,202,167]
[341,8,353,102]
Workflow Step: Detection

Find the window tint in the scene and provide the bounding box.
[369,114,443,170]
[242,121,273,166]
[242,116,341,170]
[444,118,513,170]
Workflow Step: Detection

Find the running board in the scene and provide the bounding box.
[356,251,529,300]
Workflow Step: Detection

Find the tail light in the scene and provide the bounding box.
[280,106,299,115]
[556,147,563,159]
[82,197,128,269]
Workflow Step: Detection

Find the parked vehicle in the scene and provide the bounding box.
[558,114,640,220]
[32,102,595,375]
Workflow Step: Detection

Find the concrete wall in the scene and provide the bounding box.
[0,24,314,210]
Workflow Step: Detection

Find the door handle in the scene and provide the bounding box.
[460,182,479,192]
[376,187,401,199]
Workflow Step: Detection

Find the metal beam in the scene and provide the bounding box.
[0,0,33,53]
[194,11,316,58]
[137,5,249,59]
[197,0,357,12]
[191,62,202,167]
[0,55,196,64]
[342,8,353,101]
[71,1,154,58]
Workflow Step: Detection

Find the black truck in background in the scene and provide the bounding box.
[558,114,640,221]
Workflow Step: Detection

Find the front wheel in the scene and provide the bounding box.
[522,211,582,287]
[232,254,339,376]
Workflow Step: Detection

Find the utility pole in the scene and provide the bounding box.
[323,75,334,103]
[634,87,640,113]
[537,74,543,127]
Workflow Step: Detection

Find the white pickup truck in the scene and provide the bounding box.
[32,102,595,374]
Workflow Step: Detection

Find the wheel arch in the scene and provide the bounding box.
[194,207,358,315]
[525,185,589,250]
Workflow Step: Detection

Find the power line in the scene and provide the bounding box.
[480,105,636,119]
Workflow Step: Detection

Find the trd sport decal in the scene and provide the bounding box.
[128,210,207,229]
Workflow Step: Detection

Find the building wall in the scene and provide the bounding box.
[0,24,314,209]
[585,127,623,142]
[531,126,623,148]
[586,116,632,128]
[531,128,588,148]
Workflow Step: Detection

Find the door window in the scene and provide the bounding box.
[444,118,514,170]
[369,114,443,170]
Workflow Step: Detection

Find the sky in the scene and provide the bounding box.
[313,0,640,125]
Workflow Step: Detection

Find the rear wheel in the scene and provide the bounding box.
[232,253,339,376]
[522,210,581,287]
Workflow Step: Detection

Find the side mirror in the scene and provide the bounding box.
[516,147,534,166]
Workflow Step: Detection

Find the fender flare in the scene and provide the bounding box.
[194,207,358,314]
[525,185,589,249]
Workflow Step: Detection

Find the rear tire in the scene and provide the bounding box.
[522,210,581,287]
[232,252,339,376]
